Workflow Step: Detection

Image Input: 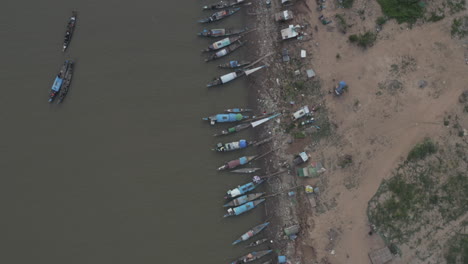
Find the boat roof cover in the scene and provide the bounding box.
[229,188,242,197]
[216,49,228,56]
[239,140,247,148]
[51,77,63,92]
[216,113,243,122]
[234,202,253,215]
[211,29,226,35]
[230,60,239,67]
[220,72,238,83]
[213,38,231,49]
[228,159,242,168]
[239,156,249,165]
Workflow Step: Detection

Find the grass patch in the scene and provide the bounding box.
[427,11,445,22]
[447,0,466,14]
[293,131,306,139]
[444,234,468,264]
[376,0,425,24]
[340,0,354,9]
[349,31,377,48]
[376,16,388,26]
[452,16,468,38]
[407,138,437,162]
[335,14,349,33]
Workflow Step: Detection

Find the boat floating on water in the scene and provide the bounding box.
[232,222,270,245]
[214,139,251,152]
[203,113,250,125]
[205,40,246,62]
[198,27,247,37]
[206,65,265,87]
[229,249,273,264]
[218,155,257,171]
[198,8,240,23]
[62,11,77,52]
[57,60,74,104]
[246,238,270,248]
[224,198,265,217]
[218,60,251,69]
[213,113,281,136]
[203,36,242,52]
[225,177,265,199]
[49,60,71,103]
[231,168,261,173]
[203,0,247,10]
[225,108,252,113]
[224,193,265,207]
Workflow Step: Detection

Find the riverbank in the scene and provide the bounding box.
[247,0,468,263]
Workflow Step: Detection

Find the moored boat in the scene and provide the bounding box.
[203,36,242,52]
[225,177,265,199]
[214,139,251,152]
[218,155,257,171]
[205,40,246,62]
[203,0,246,10]
[224,193,265,207]
[49,60,70,103]
[229,249,273,264]
[57,60,74,104]
[246,238,270,248]
[223,199,265,217]
[198,27,247,37]
[206,69,244,87]
[225,108,252,113]
[62,11,77,52]
[203,113,250,125]
[198,8,240,23]
[232,222,270,245]
[213,113,281,136]
[231,168,261,173]
[218,60,251,69]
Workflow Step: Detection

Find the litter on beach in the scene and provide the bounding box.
[306,69,316,78]
[301,50,306,58]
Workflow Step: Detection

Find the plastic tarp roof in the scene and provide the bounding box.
[230,60,239,67]
[211,29,225,35]
[213,38,231,49]
[220,72,237,83]
[216,49,228,57]
[281,25,299,40]
[239,140,247,148]
[51,77,63,92]
[216,113,243,122]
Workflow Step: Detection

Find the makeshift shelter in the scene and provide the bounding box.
[281,25,301,40]
[275,10,294,22]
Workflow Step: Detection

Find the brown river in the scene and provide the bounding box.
[0,0,267,263]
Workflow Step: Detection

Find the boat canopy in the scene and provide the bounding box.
[213,38,231,49]
[229,188,242,197]
[239,156,249,165]
[212,29,225,35]
[51,77,63,92]
[215,113,243,122]
[216,49,228,57]
[241,230,254,240]
[233,202,254,215]
[220,72,238,83]
[230,60,240,67]
[239,140,247,148]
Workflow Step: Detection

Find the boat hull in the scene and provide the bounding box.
[232,222,270,245]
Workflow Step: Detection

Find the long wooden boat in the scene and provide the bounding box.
[224,193,265,207]
[218,155,257,171]
[218,60,251,69]
[225,108,252,113]
[246,238,270,248]
[213,139,252,152]
[203,0,246,10]
[206,69,244,87]
[49,60,70,103]
[225,178,265,199]
[203,113,250,125]
[57,60,74,104]
[213,113,280,136]
[232,222,270,245]
[229,249,272,264]
[62,11,77,52]
[198,8,240,23]
[202,36,242,52]
[205,40,245,62]
[198,27,247,37]
[223,199,265,217]
[231,168,261,173]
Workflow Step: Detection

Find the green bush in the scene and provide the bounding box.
[407,138,437,161]
[349,34,358,42]
[376,0,425,24]
[342,0,354,8]
[376,16,387,25]
[349,31,377,48]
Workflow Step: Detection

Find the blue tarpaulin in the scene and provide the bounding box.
[239,140,247,148]
[229,61,239,67]
[51,77,63,92]
[336,81,347,94]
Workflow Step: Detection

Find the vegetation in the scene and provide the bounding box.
[407,138,437,161]
[376,16,388,26]
[341,0,354,9]
[335,14,349,33]
[447,0,466,14]
[451,16,468,38]
[427,11,445,22]
[348,31,377,48]
[444,234,468,263]
[376,0,425,24]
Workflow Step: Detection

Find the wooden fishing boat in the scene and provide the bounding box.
[224,193,265,207]
[198,8,240,23]
[232,222,270,245]
[218,155,257,171]
[246,238,270,248]
[203,0,246,10]
[48,60,70,103]
[205,40,246,62]
[225,108,252,113]
[231,168,261,173]
[223,199,265,217]
[218,60,251,69]
[213,139,252,152]
[206,69,244,87]
[198,27,247,37]
[62,11,77,52]
[213,113,280,136]
[57,60,74,104]
[225,178,265,199]
[203,113,250,125]
[202,36,242,52]
[229,249,272,264]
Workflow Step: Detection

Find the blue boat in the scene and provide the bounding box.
[224,193,264,207]
[214,139,250,152]
[223,199,265,217]
[203,113,250,125]
[232,222,270,245]
[229,249,273,264]
[224,178,265,199]
[49,60,70,103]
